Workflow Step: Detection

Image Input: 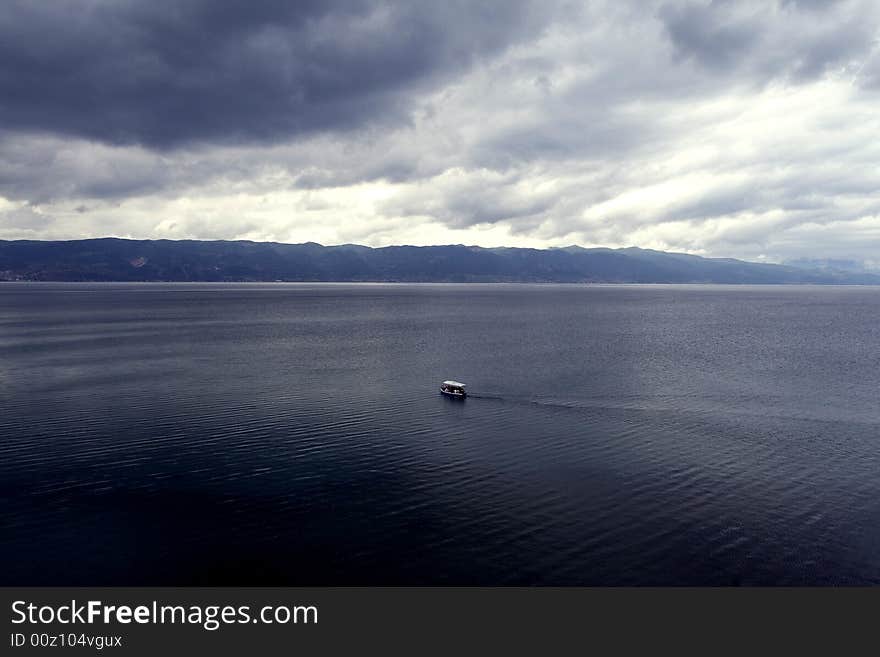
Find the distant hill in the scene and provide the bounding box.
[785,257,880,274]
[1,238,879,284]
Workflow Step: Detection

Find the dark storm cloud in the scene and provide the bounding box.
[0,0,544,148]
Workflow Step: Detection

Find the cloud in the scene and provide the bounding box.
[659,1,763,71]
[0,0,547,148]
[0,203,53,235]
[1,0,880,263]
[659,0,878,83]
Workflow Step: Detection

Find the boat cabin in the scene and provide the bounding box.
[440,380,467,398]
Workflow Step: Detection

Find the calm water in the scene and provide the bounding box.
[2,283,879,585]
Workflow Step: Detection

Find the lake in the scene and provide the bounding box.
[2,283,879,585]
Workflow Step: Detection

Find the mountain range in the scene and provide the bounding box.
[1,238,878,284]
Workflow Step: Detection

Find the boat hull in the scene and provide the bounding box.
[440,388,466,399]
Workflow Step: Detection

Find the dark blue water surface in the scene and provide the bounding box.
[2,283,879,585]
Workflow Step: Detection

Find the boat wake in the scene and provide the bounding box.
[465,392,507,401]
[465,392,618,412]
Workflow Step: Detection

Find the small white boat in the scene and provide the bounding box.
[440,380,467,398]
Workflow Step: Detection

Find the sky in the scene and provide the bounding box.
[1,0,879,263]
